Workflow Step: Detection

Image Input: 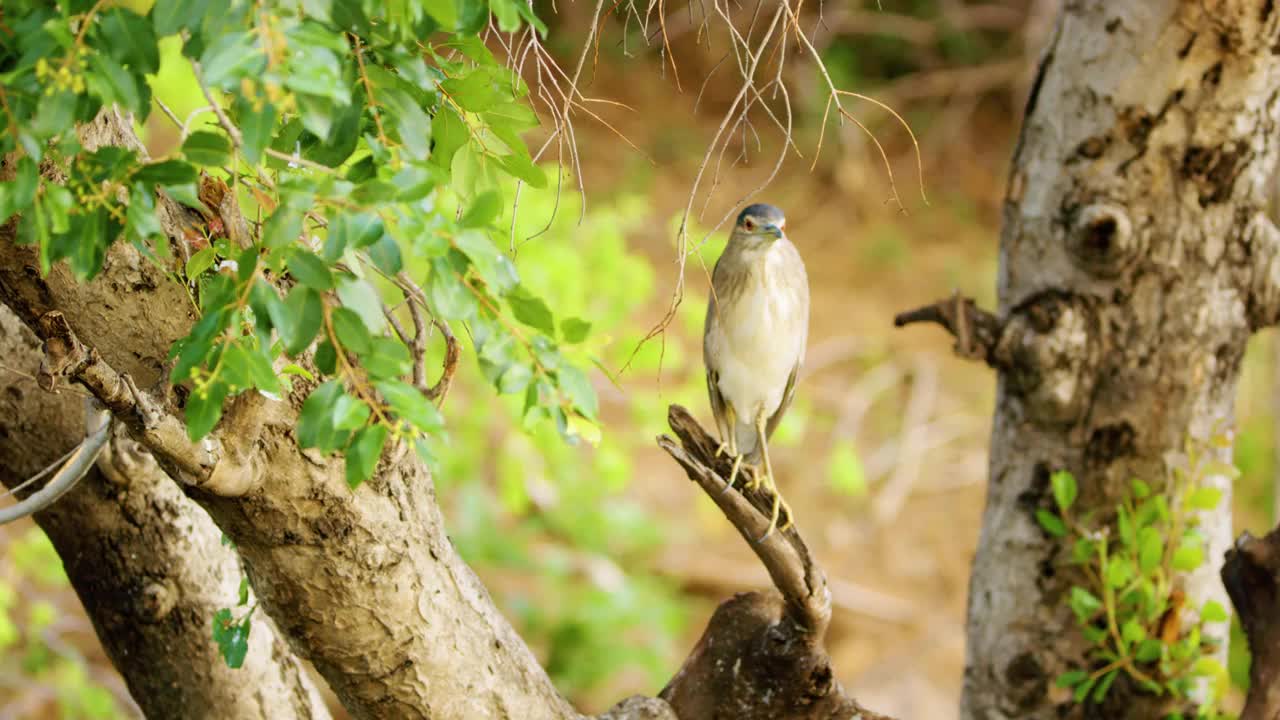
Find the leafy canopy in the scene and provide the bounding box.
[0,0,597,486]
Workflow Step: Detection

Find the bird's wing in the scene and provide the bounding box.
[764,361,799,440]
[704,294,731,434]
[765,245,808,440]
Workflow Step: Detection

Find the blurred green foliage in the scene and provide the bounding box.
[0,529,124,718]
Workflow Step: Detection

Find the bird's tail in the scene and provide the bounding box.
[735,421,762,464]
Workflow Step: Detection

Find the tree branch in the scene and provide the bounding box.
[1222,527,1280,720]
[894,292,1003,366]
[656,405,894,720]
[0,305,331,720]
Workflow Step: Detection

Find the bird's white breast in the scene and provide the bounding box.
[706,245,808,422]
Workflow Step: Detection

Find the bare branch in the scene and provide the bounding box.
[658,404,829,634]
[0,398,109,525]
[894,292,1003,366]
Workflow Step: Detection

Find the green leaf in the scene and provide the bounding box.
[1172,542,1204,572]
[1051,470,1077,511]
[153,0,210,35]
[379,87,433,161]
[336,276,388,335]
[455,230,518,293]
[235,97,276,165]
[297,381,343,450]
[377,380,443,433]
[100,8,160,74]
[561,317,591,344]
[314,340,338,375]
[331,307,372,356]
[1092,668,1118,703]
[428,259,478,322]
[422,0,458,28]
[556,364,598,420]
[460,190,502,228]
[86,53,147,114]
[429,106,468,170]
[332,393,372,431]
[1072,675,1097,704]
[1131,478,1151,499]
[183,131,232,167]
[1121,617,1146,646]
[185,382,228,441]
[497,363,533,394]
[1135,638,1163,662]
[186,247,217,279]
[367,232,404,275]
[212,604,252,666]
[1138,527,1163,572]
[262,204,304,250]
[440,71,503,112]
[365,337,413,380]
[497,151,546,188]
[1106,556,1133,589]
[1069,586,1101,623]
[199,31,263,89]
[278,286,324,356]
[135,160,198,186]
[287,251,334,290]
[1056,670,1088,688]
[1187,486,1223,510]
[1035,509,1066,537]
[508,289,555,335]
[346,424,388,488]
[237,576,250,606]
[1201,600,1229,624]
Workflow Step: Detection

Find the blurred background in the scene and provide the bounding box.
[4,1,1278,718]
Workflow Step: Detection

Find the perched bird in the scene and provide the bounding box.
[703,203,809,540]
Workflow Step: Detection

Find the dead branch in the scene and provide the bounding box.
[656,405,895,720]
[1222,528,1280,720]
[893,292,1003,366]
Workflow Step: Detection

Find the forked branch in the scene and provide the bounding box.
[655,405,894,720]
[894,292,1003,366]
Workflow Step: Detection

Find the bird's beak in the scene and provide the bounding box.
[763,223,783,240]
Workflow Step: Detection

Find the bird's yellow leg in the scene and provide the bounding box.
[714,404,737,459]
[753,413,792,542]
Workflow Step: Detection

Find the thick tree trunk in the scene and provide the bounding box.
[900,3,1280,718]
[0,307,331,719]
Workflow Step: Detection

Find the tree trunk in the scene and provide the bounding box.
[0,306,331,720]
[900,2,1280,718]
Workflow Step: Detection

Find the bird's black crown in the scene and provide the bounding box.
[736,203,786,227]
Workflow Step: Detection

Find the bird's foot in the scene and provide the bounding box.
[756,489,794,543]
[719,454,747,496]
[714,441,732,458]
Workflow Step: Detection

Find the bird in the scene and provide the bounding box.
[703,203,809,541]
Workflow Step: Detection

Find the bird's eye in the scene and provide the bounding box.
[743,218,756,231]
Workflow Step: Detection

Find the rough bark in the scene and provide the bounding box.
[899,2,1280,718]
[0,306,331,720]
[0,109,893,719]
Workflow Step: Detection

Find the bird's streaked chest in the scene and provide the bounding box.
[711,246,807,350]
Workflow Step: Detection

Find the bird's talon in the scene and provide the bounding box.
[720,454,745,496]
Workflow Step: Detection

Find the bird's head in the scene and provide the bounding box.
[731,203,787,247]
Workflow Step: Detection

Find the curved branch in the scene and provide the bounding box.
[1222,528,1280,720]
[658,404,830,634]
[0,398,108,524]
[656,405,894,720]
